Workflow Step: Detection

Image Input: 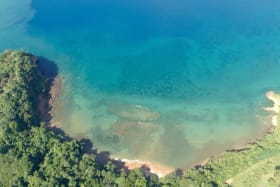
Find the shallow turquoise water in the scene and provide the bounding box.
[1,0,280,168]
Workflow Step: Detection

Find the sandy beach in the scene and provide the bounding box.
[113,157,174,178]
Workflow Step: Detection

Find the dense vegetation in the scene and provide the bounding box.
[1,50,280,187]
[0,50,158,187]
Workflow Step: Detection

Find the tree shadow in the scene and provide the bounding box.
[79,138,95,154]
[36,56,58,124]
[49,126,72,141]
[95,151,131,173]
[140,165,159,178]
[35,56,167,178]
[175,168,183,177]
[37,56,58,79]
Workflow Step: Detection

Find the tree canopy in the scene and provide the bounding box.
[0,50,159,187]
[1,50,280,187]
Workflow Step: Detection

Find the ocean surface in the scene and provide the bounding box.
[1,0,280,168]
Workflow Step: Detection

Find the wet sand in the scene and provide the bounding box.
[113,157,174,178]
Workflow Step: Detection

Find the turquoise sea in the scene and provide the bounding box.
[1,0,280,168]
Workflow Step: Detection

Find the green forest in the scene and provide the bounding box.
[1,50,280,187]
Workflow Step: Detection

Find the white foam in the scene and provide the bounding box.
[264,91,280,127]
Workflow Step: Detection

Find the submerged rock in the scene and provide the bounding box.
[107,103,160,121]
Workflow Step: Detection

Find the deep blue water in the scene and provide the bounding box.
[1,0,280,168]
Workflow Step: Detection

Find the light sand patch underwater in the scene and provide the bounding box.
[51,87,272,168]
[5,0,280,170]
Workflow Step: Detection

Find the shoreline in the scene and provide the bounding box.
[111,91,280,178]
[112,157,174,178]
[39,73,64,127]
[45,73,280,178]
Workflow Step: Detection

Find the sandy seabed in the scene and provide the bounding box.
[47,76,280,178]
[116,91,280,178]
